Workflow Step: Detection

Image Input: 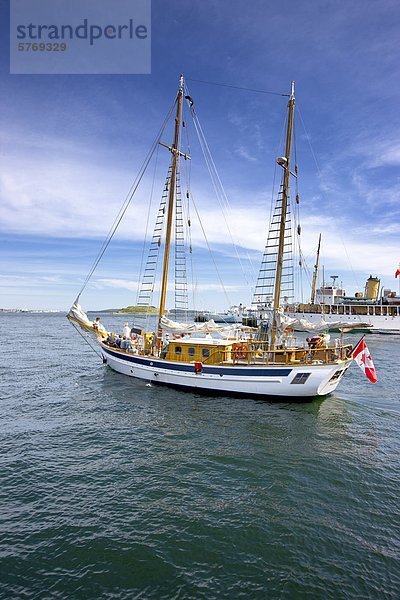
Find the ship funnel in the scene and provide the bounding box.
[364,276,379,300]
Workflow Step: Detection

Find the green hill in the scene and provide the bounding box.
[117,305,158,314]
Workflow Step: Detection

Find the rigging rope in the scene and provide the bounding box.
[292,113,303,303]
[184,83,256,289]
[70,320,104,360]
[253,105,290,307]
[189,192,233,309]
[186,77,290,97]
[136,142,161,305]
[296,105,362,292]
[74,97,177,302]
[181,100,197,314]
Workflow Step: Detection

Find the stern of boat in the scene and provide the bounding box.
[316,359,353,396]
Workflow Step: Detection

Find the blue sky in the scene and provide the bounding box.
[1,0,399,311]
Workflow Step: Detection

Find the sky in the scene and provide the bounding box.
[1,0,400,311]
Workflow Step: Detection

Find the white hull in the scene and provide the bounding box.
[286,310,400,334]
[195,312,240,323]
[100,344,352,398]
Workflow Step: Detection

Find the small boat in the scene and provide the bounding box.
[68,77,364,399]
[194,304,250,324]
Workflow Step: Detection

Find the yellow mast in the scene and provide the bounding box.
[311,233,322,304]
[157,75,184,345]
[271,81,295,348]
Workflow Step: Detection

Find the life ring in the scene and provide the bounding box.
[233,342,248,360]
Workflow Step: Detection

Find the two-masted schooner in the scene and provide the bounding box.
[68,76,358,399]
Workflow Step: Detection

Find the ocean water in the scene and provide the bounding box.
[1,312,399,599]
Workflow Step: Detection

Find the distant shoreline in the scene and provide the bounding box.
[0,307,158,315]
[0,309,65,314]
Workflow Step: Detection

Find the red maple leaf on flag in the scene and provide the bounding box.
[352,338,377,383]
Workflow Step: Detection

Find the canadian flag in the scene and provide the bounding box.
[352,338,377,383]
[395,266,400,278]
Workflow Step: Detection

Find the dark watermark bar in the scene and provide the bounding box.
[10,0,151,74]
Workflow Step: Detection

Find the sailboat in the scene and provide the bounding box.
[68,76,358,399]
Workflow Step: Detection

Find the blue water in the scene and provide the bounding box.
[1,313,399,598]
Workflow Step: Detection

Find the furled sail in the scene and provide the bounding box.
[160,316,238,335]
[68,303,92,325]
[272,309,371,333]
[67,303,107,336]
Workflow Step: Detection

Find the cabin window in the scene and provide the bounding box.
[188,347,195,357]
[291,372,311,385]
[175,346,182,355]
[202,348,210,359]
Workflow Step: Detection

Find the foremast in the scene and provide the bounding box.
[270,81,295,348]
[157,75,184,346]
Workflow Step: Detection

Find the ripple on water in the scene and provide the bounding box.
[0,314,399,598]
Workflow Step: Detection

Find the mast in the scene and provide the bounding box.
[311,233,321,304]
[271,81,295,348]
[157,75,184,344]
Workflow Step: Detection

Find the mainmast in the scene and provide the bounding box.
[157,75,184,344]
[311,233,322,304]
[270,81,295,348]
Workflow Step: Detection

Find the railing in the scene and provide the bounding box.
[103,336,353,366]
[202,341,353,366]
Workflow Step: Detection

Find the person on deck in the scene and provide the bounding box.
[122,323,131,338]
[107,333,117,347]
[307,335,323,349]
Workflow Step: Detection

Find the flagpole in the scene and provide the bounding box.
[351,334,365,357]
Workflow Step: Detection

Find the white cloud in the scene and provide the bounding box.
[0,147,162,240]
[233,145,258,162]
[354,138,400,168]
[1,112,399,307]
[1,136,397,284]
[95,278,140,292]
[95,277,247,294]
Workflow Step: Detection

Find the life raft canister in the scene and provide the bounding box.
[194,362,203,374]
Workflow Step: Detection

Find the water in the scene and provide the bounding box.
[1,313,399,599]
